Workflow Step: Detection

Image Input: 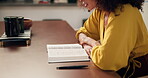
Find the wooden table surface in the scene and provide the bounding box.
[0,21,120,78]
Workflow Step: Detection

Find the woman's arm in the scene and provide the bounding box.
[78,33,101,57]
[75,9,101,41]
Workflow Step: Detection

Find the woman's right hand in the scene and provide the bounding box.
[82,44,92,57]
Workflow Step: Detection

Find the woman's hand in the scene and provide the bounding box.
[82,44,92,57]
[78,33,101,47]
[78,33,88,45]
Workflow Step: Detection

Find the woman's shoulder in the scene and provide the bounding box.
[114,4,141,20]
[122,4,140,15]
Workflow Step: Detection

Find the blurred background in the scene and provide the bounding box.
[0,0,148,30]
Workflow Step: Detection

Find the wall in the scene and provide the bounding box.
[0,2,148,29]
[0,6,91,30]
[141,2,148,29]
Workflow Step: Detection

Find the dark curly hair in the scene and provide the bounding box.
[96,0,145,12]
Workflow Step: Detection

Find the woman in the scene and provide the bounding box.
[76,0,148,77]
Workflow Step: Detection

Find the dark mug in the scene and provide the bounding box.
[18,16,24,33]
[4,16,20,37]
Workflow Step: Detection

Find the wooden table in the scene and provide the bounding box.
[0,21,120,78]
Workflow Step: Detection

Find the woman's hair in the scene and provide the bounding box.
[96,0,145,12]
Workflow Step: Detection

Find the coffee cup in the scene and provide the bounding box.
[18,16,24,33]
[24,18,32,30]
[4,16,20,37]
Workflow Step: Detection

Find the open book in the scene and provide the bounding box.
[47,44,90,63]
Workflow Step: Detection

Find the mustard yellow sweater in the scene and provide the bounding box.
[76,4,148,71]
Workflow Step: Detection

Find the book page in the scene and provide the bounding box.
[48,49,87,57]
[47,44,82,49]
